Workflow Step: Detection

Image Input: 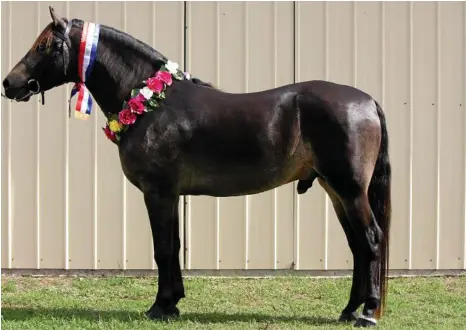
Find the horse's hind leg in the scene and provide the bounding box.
[339,192,383,327]
[322,174,382,327]
[320,179,367,322]
[298,92,388,327]
[310,129,383,326]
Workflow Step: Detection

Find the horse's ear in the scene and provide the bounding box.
[49,6,67,30]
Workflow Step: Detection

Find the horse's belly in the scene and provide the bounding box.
[181,152,312,197]
[182,171,284,196]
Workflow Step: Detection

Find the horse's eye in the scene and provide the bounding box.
[37,43,47,53]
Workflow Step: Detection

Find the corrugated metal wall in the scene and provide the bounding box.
[1,1,465,272]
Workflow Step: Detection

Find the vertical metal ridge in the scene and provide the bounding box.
[150,1,157,270]
[7,1,13,269]
[294,1,300,83]
[381,2,385,107]
[381,1,388,267]
[293,1,299,270]
[184,2,192,271]
[294,192,300,270]
[122,0,128,270]
[463,1,466,270]
[435,2,441,270]
[178,200,184,270]
[216,2,220,88]
[273,190,278,269]
[244,1,250,270]
[273,2,278,88]
[35,1,41,270]
[183,1,188,73]
[152,2,156,49]
[186,2,192,74]
[93,0,99,271]
[273,2,278,270]
[408,1,414,270]
[179,2,187,271]
[186,196,192,270]
[323,1,329,271]
[64,0,70,270]
[353,1,357,88]
[179,1,185,69]
[216,195,220,270]
[215,1,221,270]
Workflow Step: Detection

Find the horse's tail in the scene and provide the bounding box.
[369,100,392,319]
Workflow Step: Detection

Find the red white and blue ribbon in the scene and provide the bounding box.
[70,22,100,120]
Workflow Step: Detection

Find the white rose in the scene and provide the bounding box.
[165,60,179,74]
[140,86,153,100]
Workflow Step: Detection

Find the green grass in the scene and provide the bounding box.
[1,275,466,329]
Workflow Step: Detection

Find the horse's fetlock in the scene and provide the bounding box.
[364,297,380,312]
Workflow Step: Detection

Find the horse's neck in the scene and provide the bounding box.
[83,27,161,115]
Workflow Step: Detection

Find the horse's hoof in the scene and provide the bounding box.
[338,311,359,322]
[145,304,180,321]
[354,316,377,327]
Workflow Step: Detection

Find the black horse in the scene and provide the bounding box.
[2,8,391,328]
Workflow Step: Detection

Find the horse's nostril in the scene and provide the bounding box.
[2,78,9,89]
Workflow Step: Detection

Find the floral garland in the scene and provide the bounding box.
[103,60,191,143]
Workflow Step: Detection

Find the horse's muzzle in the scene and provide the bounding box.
[2,77,40,102]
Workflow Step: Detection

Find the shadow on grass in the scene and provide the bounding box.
[1,307,341,325]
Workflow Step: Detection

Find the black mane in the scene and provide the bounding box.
[70,18,215,89]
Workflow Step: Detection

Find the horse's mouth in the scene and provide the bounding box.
[14,88,33,102]
[5,88,32,102]
[18,94,31,102]
[2,88,31,102]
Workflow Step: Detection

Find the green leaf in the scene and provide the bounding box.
[148,99,158,108]
[131,89,140,98]
[108,113,118,122]
[173,72,184,80]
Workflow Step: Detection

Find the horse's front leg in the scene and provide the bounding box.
[143,189,180,320]
[171,197,185,305]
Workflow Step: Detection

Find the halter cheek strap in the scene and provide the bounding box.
[62,23,72,76]
[68,21,100,120]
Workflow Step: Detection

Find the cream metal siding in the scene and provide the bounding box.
[1,1,465,272]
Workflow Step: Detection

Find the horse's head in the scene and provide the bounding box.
[2,7,75,102]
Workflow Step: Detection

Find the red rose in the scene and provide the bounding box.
[156,71,173,86]
[127,98,145,115]
[146,77,164,93]
[133,93,146,102]
[103,126,116,141]
[119,109,137,125]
